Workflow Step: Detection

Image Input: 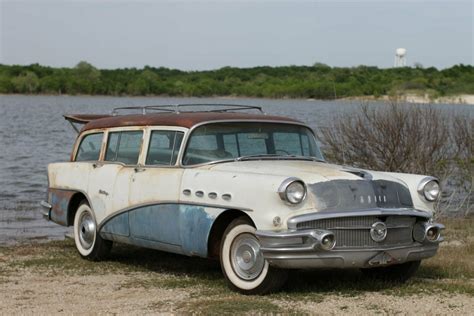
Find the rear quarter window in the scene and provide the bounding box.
[75,133,104,162]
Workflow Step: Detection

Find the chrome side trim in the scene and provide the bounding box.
[97,201,253,231]
[287,208,431,230]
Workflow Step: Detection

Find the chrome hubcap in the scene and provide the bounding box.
[78,212,96,250]
[230,233,264,280]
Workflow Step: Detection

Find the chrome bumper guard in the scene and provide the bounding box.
[256,223,444,269]
[40,200,52,220]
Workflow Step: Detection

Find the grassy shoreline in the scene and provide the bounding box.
[1,93,474,105]
[1,218,473,314]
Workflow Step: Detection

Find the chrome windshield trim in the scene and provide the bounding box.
[287,208,431,230]
[178,119,323,168]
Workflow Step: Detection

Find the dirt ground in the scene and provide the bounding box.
[1,218,473,315]
[1,272,473,315]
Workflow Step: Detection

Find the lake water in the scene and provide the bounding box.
[0,95,472,245]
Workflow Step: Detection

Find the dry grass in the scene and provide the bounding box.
[417,217,474,280]
[0,217,472,314]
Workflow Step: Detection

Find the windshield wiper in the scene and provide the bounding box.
[236,154,325,162]
[288,155,326,163]
[236,154,282,161]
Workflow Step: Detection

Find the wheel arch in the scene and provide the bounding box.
[207,209,255,259]
[67,192,91,226]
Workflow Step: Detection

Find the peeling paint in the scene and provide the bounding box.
[308,179,413,211]
[99,203,225,257]
[49,189,75,226]
[179,205,217,256]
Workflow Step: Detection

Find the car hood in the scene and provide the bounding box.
[205,160,401,184]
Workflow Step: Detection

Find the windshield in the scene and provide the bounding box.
[183,122,324,165]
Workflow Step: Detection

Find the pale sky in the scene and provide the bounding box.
[1,0,473,70]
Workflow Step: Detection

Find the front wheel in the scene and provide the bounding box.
[220,217,288,295]
[73,201,112,261]
[360,260,421,282]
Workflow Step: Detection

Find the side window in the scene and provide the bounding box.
[75,133,103,162]
[105,131,143,165]
[146,131,184,165]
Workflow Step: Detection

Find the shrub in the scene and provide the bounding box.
[318,101,472,216]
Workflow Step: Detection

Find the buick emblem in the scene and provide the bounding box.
[370,222,387,242]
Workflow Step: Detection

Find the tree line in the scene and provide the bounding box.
[0,61,473,99]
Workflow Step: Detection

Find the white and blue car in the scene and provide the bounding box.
[42,104,444,294]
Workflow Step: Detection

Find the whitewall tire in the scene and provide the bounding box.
[220,217,288,294]
[73,201,112,260]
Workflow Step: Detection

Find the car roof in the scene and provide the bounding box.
[80,112,304,132]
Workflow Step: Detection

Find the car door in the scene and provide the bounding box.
[92,128,145,226]
[123,128,185,245]
[49,131,106,226]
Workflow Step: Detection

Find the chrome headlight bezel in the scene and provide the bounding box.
[278,177,307,205]
[417,176,440,202]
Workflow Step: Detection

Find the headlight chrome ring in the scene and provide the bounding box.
[417,176,440,202]
[278,177,307,205]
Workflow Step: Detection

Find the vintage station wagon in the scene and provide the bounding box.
[41,104,444,294]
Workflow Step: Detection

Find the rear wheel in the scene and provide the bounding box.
[220,217,288,295]
[360,260,421,282]
[73,201,112,261]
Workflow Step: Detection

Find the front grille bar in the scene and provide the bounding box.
[294,214,422,249]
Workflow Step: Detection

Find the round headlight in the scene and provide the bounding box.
[422,180,440,201]
[278,178,307,205]
[286,181,306,204]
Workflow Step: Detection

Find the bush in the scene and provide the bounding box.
[318,101,473,216]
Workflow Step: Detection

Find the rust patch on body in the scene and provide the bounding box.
[49,189,76,226]
[81,112,302,132]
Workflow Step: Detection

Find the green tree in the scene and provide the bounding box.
[12,71,39,93]
[66,61,101,94]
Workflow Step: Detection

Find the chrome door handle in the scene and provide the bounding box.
[92,163,103,169]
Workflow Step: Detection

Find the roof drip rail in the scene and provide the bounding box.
[111,103,265,115]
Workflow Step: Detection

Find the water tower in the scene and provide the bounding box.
[394,48,407,67]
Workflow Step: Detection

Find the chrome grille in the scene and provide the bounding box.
[296,216,416,249]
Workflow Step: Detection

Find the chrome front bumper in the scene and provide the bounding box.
[256,223,444,269]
